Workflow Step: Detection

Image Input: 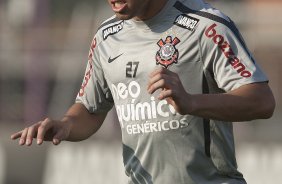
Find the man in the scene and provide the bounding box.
[11,0,275,183]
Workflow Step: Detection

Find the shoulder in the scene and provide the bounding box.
[94,15,124,44]
[173,0,236,32]
[174,0,246,50]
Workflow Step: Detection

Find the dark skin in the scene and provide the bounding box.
[11,0,275,146]
[11,104,107,146]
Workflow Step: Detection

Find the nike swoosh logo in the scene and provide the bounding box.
[108,53,123,63]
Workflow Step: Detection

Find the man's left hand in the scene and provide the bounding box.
[147,67,193,115]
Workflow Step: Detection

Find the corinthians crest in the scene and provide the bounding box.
[156,36,180,68]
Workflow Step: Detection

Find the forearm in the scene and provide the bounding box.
[62,103,107,141]
[187,83,275,122]
[189,94,264,122]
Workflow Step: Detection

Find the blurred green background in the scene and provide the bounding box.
[0,0,282,183]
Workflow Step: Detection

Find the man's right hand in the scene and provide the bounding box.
[10,118,72,146]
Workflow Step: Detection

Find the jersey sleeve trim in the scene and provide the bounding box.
[173,1,255,64]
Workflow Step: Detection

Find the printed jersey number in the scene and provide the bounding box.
[126,62,139,78]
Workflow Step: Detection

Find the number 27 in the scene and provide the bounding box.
[126,62,139,78]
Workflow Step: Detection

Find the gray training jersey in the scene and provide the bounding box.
[76,0,268,183]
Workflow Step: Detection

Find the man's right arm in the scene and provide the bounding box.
[63,103,107,142]
[11,103,107,146]
[11,34,113,146]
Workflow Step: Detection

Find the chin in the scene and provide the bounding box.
[115,12,134,20]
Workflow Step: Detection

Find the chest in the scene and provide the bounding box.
[100,26,203,94]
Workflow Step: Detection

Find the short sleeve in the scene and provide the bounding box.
[75,37,114,113]
[201,22,268,92]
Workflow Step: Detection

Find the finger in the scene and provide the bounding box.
[148,79,167,95]
[148,73,167,88]
[52,130,65,145]
[158,89,173,100]
[52,138,61,145]
[11,131,23,140]
[148,72,173,94]
[19,128,28,146]
[149,67,169,77]
[148,69,178,93]
[37,119,53,145]
[26,126,36,146]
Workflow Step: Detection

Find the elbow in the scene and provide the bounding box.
[258,94,276,119]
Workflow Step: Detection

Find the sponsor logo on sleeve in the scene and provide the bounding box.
[174,14,199,31]
[102,21,124,40]
[205,23,252,78]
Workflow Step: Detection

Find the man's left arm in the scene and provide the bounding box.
[147,67,275,122]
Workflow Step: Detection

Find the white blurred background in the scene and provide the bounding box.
[0,0,282,183]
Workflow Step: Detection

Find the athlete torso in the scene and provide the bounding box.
[76,0,268,183]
